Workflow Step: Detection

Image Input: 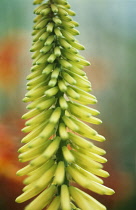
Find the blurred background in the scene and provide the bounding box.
[0,0,135,209]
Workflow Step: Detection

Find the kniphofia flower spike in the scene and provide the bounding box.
[16,0,115,209]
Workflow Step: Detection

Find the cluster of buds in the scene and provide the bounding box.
[16,0,115,209]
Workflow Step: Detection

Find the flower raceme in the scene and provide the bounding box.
[16,0,115,209]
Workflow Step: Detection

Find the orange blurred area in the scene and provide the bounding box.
[0,40,19,87]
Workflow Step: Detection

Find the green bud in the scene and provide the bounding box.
[45,86,59,97]
[16,164,36,176]
[36,53,50,65]
[21,121,47,143]
[26,70,42,80]
[49,107,61,124]
[71,20,79,27]
[40,8,51,16]
[59,123,69,140]
[53,16,62,25]
[62,20,74,28]
[32,28,45,42]
[71,150,103,169]
[26,96,47,109]
[35,164,57,189]
[78,148,107,164]
[18,141,49,162]
[51,67,60,79]
[48,78,57,87]
[59,59,72,69]
[54,27,63,37]
[63,26,80,35]
[24,159,54,185]
[25,85,49,99]
[37,97,56,110]
[34,18,49,30]
[47,196,61,210]
[62,146,75,163]
[53,162,65,185]
[25,109,53,126]
[34,4,47,14]
[46,22,54,33]
[62,115,79,132]
[59,96,68,110]
[58,14,72,21]
[33,15,42,23]
[39,31,49,41]
[62,7,76,16]
[26,74,47,86]
[20,186,56,208]
[44,35,54,46]
[40,45,52,53]
[70,116,97,137]
[33,0,44,5]
[58,80,67,92]
[42,63,54,74]
[61,29,76,42]
[22,109,40,120]
[62,49,80,62]
[54,0,67,5]
[58,7,68,16]
[51,4,58,13]
[30,40,44,52]
[30,63,45,72]
[39,122,56,139]
[54,46,61,57]
[31,50,41,59]
[47,54,56,63]
[60,185,71,210]
[66,86,80,99]
[59,38,72,49]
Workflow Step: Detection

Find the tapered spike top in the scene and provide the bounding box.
[16,0,114,209]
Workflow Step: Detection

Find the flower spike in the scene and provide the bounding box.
[16,0,115,209]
